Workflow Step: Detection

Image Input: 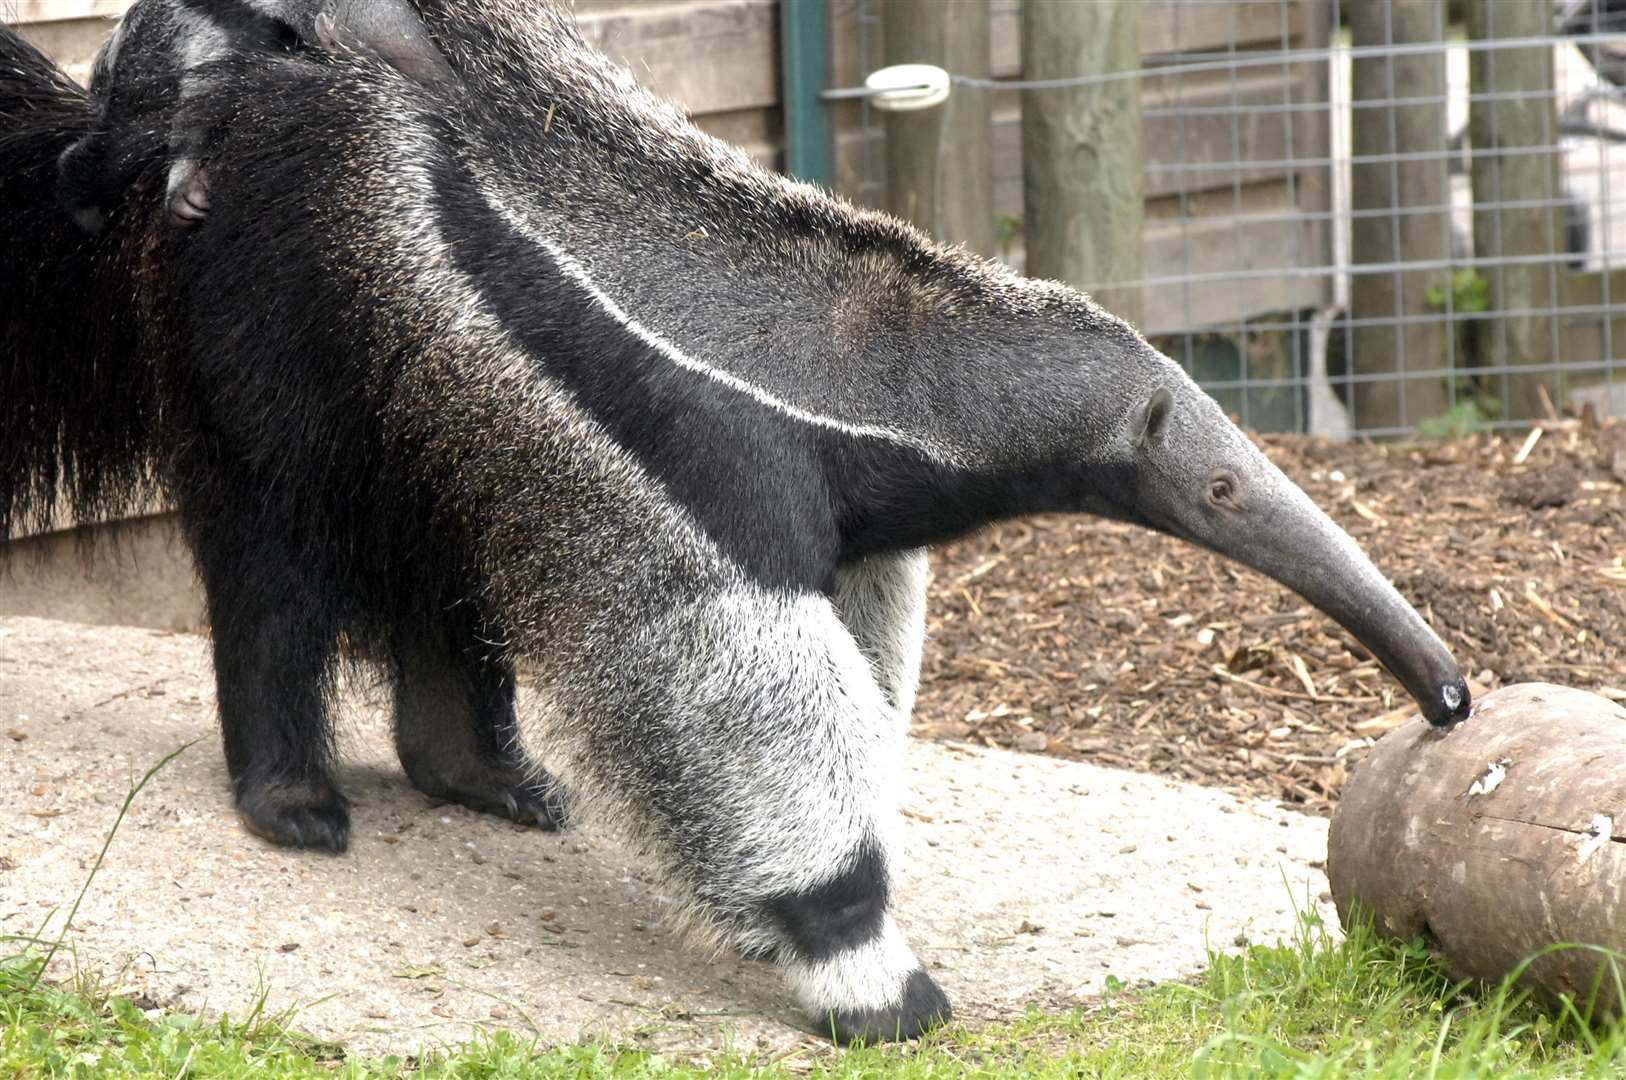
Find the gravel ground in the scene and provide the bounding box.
[1,615,1333,1056]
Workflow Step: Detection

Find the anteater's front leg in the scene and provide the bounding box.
[164,144,210,227]
[531,584,951,1043]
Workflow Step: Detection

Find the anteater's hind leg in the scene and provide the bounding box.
[192,525,351,852]
[391,608,565,830]
[534,585,951,1043]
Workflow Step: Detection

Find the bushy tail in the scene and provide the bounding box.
[0,26,162,541]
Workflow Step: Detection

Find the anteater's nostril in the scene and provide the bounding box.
[1428,678,1472,728]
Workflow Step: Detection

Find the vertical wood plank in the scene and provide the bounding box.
[1469,0,1562,423]
[882,0,995,257]
[1019,0,1143,326]
[1349,0,1451,430]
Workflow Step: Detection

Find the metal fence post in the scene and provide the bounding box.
[782,0,833,187]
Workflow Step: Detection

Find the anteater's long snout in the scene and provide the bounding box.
[1309,569,1471,728]
[1227,482,1471,728]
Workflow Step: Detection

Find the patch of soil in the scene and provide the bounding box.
[915,421,1626,814]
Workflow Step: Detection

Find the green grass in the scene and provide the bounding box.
[10,745,1626,1077]
[8,911,1626,1079]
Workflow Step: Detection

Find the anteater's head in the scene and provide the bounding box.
[1070,340,1469,728]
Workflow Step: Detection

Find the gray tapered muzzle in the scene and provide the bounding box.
[1125,383,1470,728]
[1266,540,1471,727]
[1197,478,1471,728]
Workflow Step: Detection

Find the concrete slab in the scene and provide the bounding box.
[1,515,204,634]
[0,615,1335,1056]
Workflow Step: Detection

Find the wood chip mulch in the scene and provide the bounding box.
[914,420,1626,815]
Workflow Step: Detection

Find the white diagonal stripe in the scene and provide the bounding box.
[474,184,957,464]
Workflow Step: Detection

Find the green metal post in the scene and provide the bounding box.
[780,0,833,187]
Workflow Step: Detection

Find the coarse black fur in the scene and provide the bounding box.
[766,843,889,961]
[4,17,559,850]
[144,37,563,848]
[57,0,451,232]
[0,39,162,541]
[57,0,287,233]
[0,0,1468,1041]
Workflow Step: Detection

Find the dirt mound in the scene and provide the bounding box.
[917,422,1626,814]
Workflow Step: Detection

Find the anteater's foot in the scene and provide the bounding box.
[820,970,952,1045]
[166,158,210,227]
[782,901,952,1045]
[405,759,568,831]
[235,778,351,852]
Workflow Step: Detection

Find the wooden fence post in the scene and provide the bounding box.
[1019,0,1142,327]
[882,0,994,257]
[1349,0,1451,432]
[1469,0,1562,423]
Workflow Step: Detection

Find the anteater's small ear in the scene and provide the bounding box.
[1135,387,1173,447]
[315,0,456,87]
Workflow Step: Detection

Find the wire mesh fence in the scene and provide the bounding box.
[845,0,1626,438]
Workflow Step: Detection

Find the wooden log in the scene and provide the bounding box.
[1468,0,1563,424]
[1329,683,1626,1016]
[882,0,994,257]
[1020,0,1142,327]
[1348,0,1451,432]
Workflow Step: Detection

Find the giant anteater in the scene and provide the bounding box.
[0,1,1468,1041]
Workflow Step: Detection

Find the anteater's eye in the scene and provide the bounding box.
[1208,474,1236,505]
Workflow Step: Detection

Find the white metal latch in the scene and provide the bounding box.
[821,63,952,111]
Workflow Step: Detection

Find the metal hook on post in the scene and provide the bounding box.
[819,63,952,111]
